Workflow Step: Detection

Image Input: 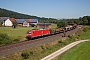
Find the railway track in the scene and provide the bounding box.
[0,27,80,56]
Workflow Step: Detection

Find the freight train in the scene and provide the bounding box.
[26,23,77,40]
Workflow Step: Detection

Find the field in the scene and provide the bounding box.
[0,27,34,41]
[52,23,57,28]
[80,30,90,39]
[57,41,90,60]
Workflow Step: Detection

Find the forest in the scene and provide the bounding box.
[0,8,90,28]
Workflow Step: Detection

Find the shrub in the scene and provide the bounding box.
[50,29,53,33]
[31,24,35,27]
[41,45,44,49]
[58,40,63,43]
[30,51,33,55]
[83,27,90,32]
[46,47,52,50]
[0,22,3,27]
[68,35,75,41]
[83,28,88,32]
[21,52,29,59]
[13,38,20,43]
[0,33,12,45]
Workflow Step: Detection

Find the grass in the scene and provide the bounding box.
[52,23,57,28]
[80,30,90,39]
[0,27,34,41]
[80,28,90,39]
[57,41,90,60]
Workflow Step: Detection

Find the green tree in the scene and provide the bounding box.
[82,16,88,25]
[0,22,3,27]
[79,17,83,25]
[12,22,17,28]
[87,16,90,26]
[57,21,67,28]
[21,52,29,59]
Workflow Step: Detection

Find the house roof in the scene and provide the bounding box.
[37,23,51,25]
[16,19,38,23]
[37,23,51,26]
[16,19,28,23]
[9,18,16,22]
[0,17,9,22]
[28,19,38,22]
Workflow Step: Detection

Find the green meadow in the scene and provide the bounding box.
[80,30,90,39]
[58,41,90,60]
[0,27,34,40]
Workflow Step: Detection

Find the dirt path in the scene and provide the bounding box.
[41,40,89,60]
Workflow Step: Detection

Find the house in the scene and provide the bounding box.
[36,23,52,29]
[16,19,38,27]
[16,19,27,26]
[0,17,16,26]
[4,18,16,26]
[27,19,38,25]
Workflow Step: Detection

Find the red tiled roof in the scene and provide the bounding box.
[9,18,16,22]
[28,19,32,22]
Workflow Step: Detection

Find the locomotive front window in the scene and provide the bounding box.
[27,31,31,34]
[29,32,31,34]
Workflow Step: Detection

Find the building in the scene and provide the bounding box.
[0,17,16,26]
[4,18,16,26]
[27,19,38,25]
[16,19,38,27]
[16,19,28,26]
[0,17,38,27]
[36,23,52,29]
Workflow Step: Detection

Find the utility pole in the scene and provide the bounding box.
[63,27,66,37]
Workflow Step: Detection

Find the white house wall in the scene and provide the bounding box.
[5,19,13,26]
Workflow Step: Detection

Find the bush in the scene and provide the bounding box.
[30,51,33,55]
[0,33,12,45]
[41,45,45,49]
[13,38,20,43]
[68,35,75,41]
[83,27,90,32]
[58,40,63,43]
[31,24,35,27]
[0,22,3,27]
[83,28,88,32]
[50,29,53,33]
[21,52,29,59]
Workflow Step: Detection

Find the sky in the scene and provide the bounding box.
[0,0,90,19]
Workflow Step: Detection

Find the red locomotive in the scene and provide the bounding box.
[26,29,50,40]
